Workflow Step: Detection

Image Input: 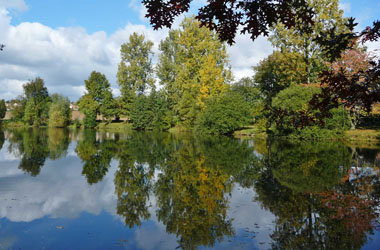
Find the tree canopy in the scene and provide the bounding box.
[142,0,314,44]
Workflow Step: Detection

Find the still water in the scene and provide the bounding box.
[0,128,380,250]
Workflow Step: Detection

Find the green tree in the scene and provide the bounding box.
[117,32,155,115]
[48,94,71,128]
[23,77,49,103]
[22,77,51,126]
[23,98,38,126]
[269,0,348,83]
[129,90,171,131]
[83,71,115,120]
[0,99,6,120]
[9,97,25,122]
[195,92,251,135]
[100,91,118,123]
[157,16,232,126]
[77,94,98,128]
[78,71,114,127]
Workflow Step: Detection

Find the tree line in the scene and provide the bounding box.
[2,0,378,137]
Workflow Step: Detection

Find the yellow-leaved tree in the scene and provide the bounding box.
[157,16,232,127]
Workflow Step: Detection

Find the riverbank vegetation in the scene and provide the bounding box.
[1,0,379,140]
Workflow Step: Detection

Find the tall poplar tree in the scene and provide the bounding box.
[117,33,155,116]
[157,16,232,126]
[269,0,348,84]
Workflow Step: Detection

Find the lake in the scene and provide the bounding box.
[0,128,380,249]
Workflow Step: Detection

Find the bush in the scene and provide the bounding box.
[48,94,71,128]
[271,85,351,138]
[195,92,251,135]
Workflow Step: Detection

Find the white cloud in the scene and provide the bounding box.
[0,0,28,12]
[0,8,171,101]
[227,34,273,80]
[366,40,380,58]
[0,8,266,101]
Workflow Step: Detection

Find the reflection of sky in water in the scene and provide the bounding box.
[0,139,279,249]
[1,134,380,250]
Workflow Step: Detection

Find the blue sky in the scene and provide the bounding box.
[0,0,379,101]
[8,0,380,33]
[8,0,142,34]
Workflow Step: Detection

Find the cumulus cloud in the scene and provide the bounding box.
[0,7,269,101]
[0,8,172,101]
[227,34,273,80]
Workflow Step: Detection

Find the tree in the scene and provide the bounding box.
[0,99,6,120]
[142,0,314,45]
[100,91,118,123]
[253,51,308,131]
[78,95,98,128]
[84,71,114,118]
[24,98,38,126]
[157,16,232,126]
[79,71,115,126]
[117,33,155,115]
[129,90,171,130]
[22,77,51,126]
[48,94,71,128]
[23,77,49,104]
[142,0,380,119]
[269,0,348,83]
[9,98,25,121]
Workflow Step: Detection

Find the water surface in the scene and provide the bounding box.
[0,128,379,249]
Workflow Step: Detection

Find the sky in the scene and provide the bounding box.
[0,0,379,101]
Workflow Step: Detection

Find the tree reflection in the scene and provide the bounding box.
[251,140,380,250]
[114,132,162,227]
[48,128,70,160]
[75,130,117,184]
[112,133,249,249]
[154,136,234,249]
[6,128,70,176]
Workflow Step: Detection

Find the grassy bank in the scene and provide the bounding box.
[344,129,380,142]
[233,125,267,138]
[234,125,380,143]
[96,122,132,131]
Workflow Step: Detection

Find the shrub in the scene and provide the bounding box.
[48,94,71,128]
[195,92,251,135]
[271,85,350,138]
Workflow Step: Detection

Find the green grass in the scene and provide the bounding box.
[344,129,380,142]
[234,125,267,138]
[96,122,132,131]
